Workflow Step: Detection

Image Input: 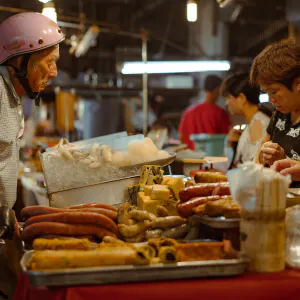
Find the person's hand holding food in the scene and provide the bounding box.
[272,158,300,181]
[259,141,286,166]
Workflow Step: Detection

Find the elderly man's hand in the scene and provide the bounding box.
[259,141,285,166]
[272,159,300,181]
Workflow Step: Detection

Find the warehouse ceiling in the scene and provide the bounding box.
[0,0,288,76]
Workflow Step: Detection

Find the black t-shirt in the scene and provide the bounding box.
[267,111,300,187]
[267,111,300,160]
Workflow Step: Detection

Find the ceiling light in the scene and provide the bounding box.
[121,60,231,75]
[187,0,198,22]
[39,0,52,3]
[42,2,57,23]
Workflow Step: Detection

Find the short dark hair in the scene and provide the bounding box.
[221,72,260,105]
[204,75,222,92]
[250,38,300,90]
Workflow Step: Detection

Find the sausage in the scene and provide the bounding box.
[24,212,118,235]
[118,221,151,238]
[123,231,146,243]
[150,216,188,229]
[156,206,169,217]
[128,210,156,221]
[146,229,162,239]
[177,196,222,217]
[21,206,117,221]
[69,203,117,212]
[211,185,231,196]
[179,183,229,202]
[161,224,191,239]
[22,222,117,242]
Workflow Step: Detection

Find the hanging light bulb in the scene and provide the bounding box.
[42,2,57,23]
[187,0,198,22]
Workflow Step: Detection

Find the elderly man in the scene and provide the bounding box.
[0,12,64,299]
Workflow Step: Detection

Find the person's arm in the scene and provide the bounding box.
[255,133,270,163]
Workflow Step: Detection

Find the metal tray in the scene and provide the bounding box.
[190,215,240,229]
[21,251,248,287]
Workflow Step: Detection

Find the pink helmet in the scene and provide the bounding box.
[0,12,64,64]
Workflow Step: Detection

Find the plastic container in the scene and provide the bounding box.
[190,134,227,156]
[286,205,300,268]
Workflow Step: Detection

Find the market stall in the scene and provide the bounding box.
[5,132,299,300]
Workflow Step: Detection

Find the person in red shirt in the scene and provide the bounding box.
[179,75,231,149]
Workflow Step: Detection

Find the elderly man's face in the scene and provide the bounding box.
[26,45,60,92]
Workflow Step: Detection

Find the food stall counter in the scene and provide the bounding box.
[15,269,300,300]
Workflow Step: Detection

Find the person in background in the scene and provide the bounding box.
[221,72,272,167]
[0,12,64,299]
[179,75,231,150]
[250,38,300,188]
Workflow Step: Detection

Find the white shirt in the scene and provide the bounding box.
[234,111,270,164]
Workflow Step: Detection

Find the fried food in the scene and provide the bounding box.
[32,238,92,251]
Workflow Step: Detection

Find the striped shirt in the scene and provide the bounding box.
[0,66,24,208]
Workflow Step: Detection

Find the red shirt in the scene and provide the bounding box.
[179,102,231,150]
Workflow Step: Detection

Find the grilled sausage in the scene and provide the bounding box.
[69,203,117,212]
[21,206,117,221]
[22,222,117,242]
[150,216,188,229]
[177,196,222,217]
[24,212,118,235]
[211,185,231,196]
[179,183,229,202]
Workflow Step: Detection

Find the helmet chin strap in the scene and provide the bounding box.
[5,54,41,106]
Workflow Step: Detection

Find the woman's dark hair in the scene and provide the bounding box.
[221,72,272,117]
[250,38,300,90]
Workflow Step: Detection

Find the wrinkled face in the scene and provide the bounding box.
[26,45,60,92]
[225,94,243,115]
[259,80,300,114]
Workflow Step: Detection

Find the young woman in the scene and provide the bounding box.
[250,38,300,169]
[221,72,271,167]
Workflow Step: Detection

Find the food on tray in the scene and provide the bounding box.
[20,203,119,245]
[192,197,240,219]
[69,203,117,211]
[150,216,188,229]
[151,185,171,200]
[194,172,227,184]
[158,246,178,264]
[148,237,178,251]
[28,245,150,271]
[133,243,156,259]
[22,222,117,243]
[175,240,237,262]
[118,221,151,238]
[166,178,185,201]
[160,224,191,239]
[139,165,164,185]
[33,238,92,251]
[117,203,190,242]
[53,137,170,169]
[179,182,230,202]
[24,212,119,235]
[185,180,196,187]
[177,196,225,217]
[27,237,238,271]
[21,206,117,221]
[156,205,169,217]
[128,210,156,221]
